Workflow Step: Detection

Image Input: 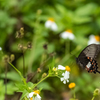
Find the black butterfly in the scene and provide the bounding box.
[76,44,100,74]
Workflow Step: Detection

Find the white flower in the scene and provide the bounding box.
[27,92,34,98]
[60,30,75,40]
[58,65,65,70]
[27,90,41,100]
[60,71,70,84]
[45,18,58,31]
[0,47,2,51]
[88,35,100,45]
[58,65,70,84]
[58,65,71,72]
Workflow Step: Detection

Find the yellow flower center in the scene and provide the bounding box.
[48,18,54,22]
[95,36,100,41]
[30,97,33,100]
[34,90,40,95]
[68,83,76,89]
[65,29,72,34]
[65,66,70,71]
[53,67,57,71]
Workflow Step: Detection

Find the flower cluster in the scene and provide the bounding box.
[27,90,41,100]
[52,65,70,84]
[52,65,76,89]
[58,65,71,84]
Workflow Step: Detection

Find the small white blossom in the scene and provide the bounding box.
[27,91,41,100]
[58,65,65,70]
[88,35,100,45]
[27,92,34,98]
[60,71,70,84]
[0,47,2,51]
[60,30,75,40]
[45,18,58,31]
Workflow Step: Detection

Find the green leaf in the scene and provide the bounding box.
[27,82,34,87]
[0,71,21,82]
[20,90,28,100]
[15,82,26,92]
[37,82,54,92]
[73,16,92,24]
[75,3,98,16]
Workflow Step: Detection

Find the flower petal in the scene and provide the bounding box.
[60,32,69,39]
[64,71,69,79]
[51,22,58,31]
[67,79,69,82]
[45,21,52,28]
[0,47,2,51]
[28,92,34,98]
[60,77,64,81]
[58,65,65,70]
[63,80,66,84]
[37,94,41,99]
[62,73,65,76]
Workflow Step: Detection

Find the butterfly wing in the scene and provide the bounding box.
[77,44,100,69]
[83,44,100,59]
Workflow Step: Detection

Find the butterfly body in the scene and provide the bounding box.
[76,44,100,74]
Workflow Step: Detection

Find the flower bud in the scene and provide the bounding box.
[42,73,47,78]
[37,9,42,15]
[3,55,9,63]
[93,89,99,97]
[10,54,15,62]
[27,42,32,49]
[16,27,24,38]
[37,68,41,73]
[18,44,23,50]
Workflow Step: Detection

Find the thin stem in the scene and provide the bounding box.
[73,89,76,99]
[32,74,50,89]
[22,50,25,77]
[65,40,70,55]
[8,62,26,85]
[91,96,95,100]
[5,64,7,95]
[28,12,41,73]
[28,35,37,72]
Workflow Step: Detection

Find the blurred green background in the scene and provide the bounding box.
[0,0,100,100]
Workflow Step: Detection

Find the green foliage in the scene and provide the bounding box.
[0,0,100,100]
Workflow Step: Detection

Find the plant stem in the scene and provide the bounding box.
[73,89,76,99]
[8,62,26,85]
[65,40,70,55]
[5,64,7,95]
[22,50,25,77]
[91,96,95,100]
[32,74,50,89]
